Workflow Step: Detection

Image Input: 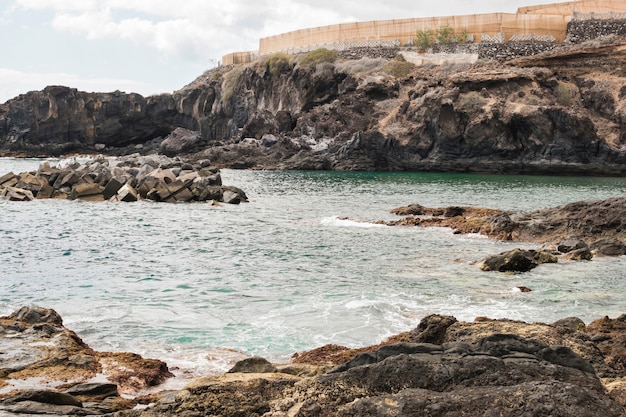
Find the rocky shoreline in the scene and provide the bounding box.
[2,306,626,416]
[2,36,626,175]
[384,195,626,272]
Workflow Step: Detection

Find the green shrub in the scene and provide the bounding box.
[382,59,416,78]
[555,82,576,106]
[300,48,338,67]
[459,27,470,43]
[414,29,433,52]
[437,24,454,45]
[211,71,223,82]
[266,53,292,77]
[221,65,244,105]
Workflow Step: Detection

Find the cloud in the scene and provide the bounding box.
[0,68,156,103]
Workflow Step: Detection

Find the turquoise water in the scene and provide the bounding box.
[1,158,625,383]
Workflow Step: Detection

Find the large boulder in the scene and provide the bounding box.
[479,248,558,272]
[160,127,204,157]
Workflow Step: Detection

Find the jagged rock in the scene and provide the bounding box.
[558,237,589,253]
[160,127,204,157]
[0,306,173,400]
[479,248,558,272]
[590,238,626,256]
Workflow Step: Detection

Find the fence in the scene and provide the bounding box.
[222,0,626,65]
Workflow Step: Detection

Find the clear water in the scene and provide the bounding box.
[1,158,625,385]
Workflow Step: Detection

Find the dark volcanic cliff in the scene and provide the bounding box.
[2,36,626,174]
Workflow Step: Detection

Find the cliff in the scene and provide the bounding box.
[2,36,626,175]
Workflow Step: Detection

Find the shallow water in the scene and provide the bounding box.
[1,159,625,383]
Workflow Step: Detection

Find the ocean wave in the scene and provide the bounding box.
[320,216,387,228]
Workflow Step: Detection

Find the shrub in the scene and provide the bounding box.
[382,58,416,78]
[458,91,486,112]
[555,82,576,107]
[299,48,338,67]
[221,65,245,105]
[459,27,470,43]
[211,71,223,82]
[437,24,454,45]
[415,29,433,52]
[266,53,292,77]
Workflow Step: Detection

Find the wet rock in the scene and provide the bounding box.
[409,314,458,344]
[65,382,119,399]
[228,357,277,374]
[480,248,558,272]
[558,237,589,253]
[0,306,173,412]
[2,390,82,407]
[590,238,626,256]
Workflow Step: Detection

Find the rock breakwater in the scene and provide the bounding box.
[0,154,247,204]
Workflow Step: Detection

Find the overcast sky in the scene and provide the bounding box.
[0,0,533,103]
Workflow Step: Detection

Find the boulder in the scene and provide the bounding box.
[590,239,626,256]
[558,237,589,253]
[160,127,204,157]
[228,357,277,374]
[480,248,558,272]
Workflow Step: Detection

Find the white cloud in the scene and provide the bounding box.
[0,68,157,103]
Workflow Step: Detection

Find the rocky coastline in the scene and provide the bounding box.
[2,306,626,416]
[384,195,626,272]
[2,35,626,175]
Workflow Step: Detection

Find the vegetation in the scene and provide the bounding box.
[266,53,292,77]
[221,65,245,105]
[437,24,454,46]
[299,48,338,67]
[459,27,470,44]
[458,91,486,112]
[555,82,576,106]
[414,29,433,52]
[382,55,416,78]
[211,71,223,82]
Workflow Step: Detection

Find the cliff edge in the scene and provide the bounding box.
[2,36,626,174]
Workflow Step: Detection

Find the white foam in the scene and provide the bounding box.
[320,216,387,228]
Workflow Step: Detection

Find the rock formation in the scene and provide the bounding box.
[0,152,248,204]
[385,195,625,271]
[0,307,173,415]
[2,36,626,174]
[4,307,626,416]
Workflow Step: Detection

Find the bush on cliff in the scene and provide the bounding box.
[266,53,292,77]
[299,48,338,67]
[382,55,416,78]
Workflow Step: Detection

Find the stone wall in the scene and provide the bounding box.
[566,17,626,42]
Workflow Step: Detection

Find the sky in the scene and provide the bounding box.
[0,0,534,103]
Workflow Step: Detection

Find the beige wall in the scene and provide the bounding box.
[257,12,571,55]
[223,0,626,64]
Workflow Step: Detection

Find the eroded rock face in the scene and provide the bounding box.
[2,38,626,174]
[0,306,173,415]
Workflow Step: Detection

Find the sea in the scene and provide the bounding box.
[1,157,625,389]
